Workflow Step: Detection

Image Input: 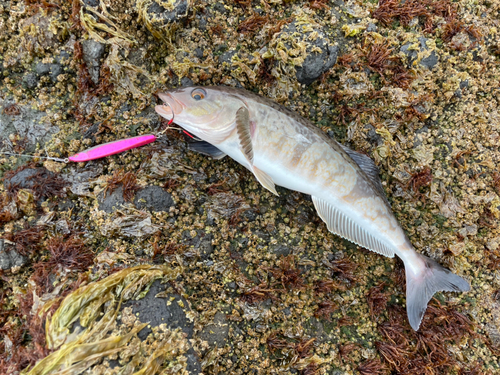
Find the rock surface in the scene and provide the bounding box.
[133,185,175,212]
[280,22,339,85]
[0,240,28,271]
[81,39,106,85]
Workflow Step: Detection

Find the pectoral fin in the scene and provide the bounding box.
[236,107,253,164]
[253,166,278,196]
[235,106,278,196]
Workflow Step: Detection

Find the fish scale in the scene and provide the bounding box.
[155,86,470,331]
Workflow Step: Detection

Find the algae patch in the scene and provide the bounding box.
[25,265,185,375]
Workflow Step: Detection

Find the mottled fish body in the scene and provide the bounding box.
[155,86,470,330]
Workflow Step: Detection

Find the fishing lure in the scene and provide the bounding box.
[1,104,185,163]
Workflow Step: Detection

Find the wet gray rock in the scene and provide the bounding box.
[0,240,28,270]
[281,22,339,85]
[365,124,382,146]
[144,0,189,28]
[56,50,72,65]
[99,186,126,213]
[197,13,208,30]
[271,244,291,256]
[182,230,214,259]
[400,37,438,69]
[455,80,470,98]
[23,72,39,89]
[133,186,175,212]
[366,23,377,32]
[82,0,99,6]
[218,47,235,64]
[121,280,202,374]
[35,62,62,82]
[242,209,258,222]
[0,99,58,151]
[35,62,51,75]
[123,281,194,339]
[181,77,194,87]
[198,311,229,348]
[81,40,106,85]
[194,47,204,59]
[49,63,63,82]
[214,2,228,13]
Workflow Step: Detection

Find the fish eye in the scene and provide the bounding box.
[191,88,206,101]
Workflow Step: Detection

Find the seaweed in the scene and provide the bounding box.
[151,236,185,263]
[163,178,181,190]
[267,255,305,291]
[33,234,93,293]
[234,0,252,9]
[2,103,21,116]
[308,0,329,10]
[94,64,114,96]
[30,170,68,201]
[442,19,464,43]
[367,282,389,320]
[69,0,82,30]
[258,57,276,84]
[367,43,393,77]
[338,342,359,362]
[365,42,414,89]
[372,0,457,31]
[0,289,53,374]
[4,167,68,202]
[357,359,388,375]
[301,363,320,375]
[375,301,476,373]
[314,278,347,294]
[210,24,225,38]
[238,13,269,35]
[240,282,276,304]
[24,0,59,13]
[266,332,315,359]
[3,225,44,256]
[104,169,141,202]
[314,300,337,321]
[406,167,433,197]
[206,177,230,195]
[327,258,358,284]
[0,194,17,223]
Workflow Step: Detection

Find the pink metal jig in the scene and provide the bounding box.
[68,134,157,162]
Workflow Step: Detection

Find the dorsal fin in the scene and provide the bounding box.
[312,196,395,258]
[340,145,390,206]
[236,107,253,164]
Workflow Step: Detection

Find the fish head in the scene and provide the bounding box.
[155,87,243,143]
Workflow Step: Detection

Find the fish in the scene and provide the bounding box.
[155,86,470,330]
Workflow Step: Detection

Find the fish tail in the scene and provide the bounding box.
[405,254,470,330]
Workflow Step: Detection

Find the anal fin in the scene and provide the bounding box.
[312,196,394,258]
[253,166,278,196]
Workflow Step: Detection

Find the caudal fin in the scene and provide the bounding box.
[405,254,470,330]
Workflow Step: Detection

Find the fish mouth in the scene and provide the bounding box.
[155,92,184,120]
